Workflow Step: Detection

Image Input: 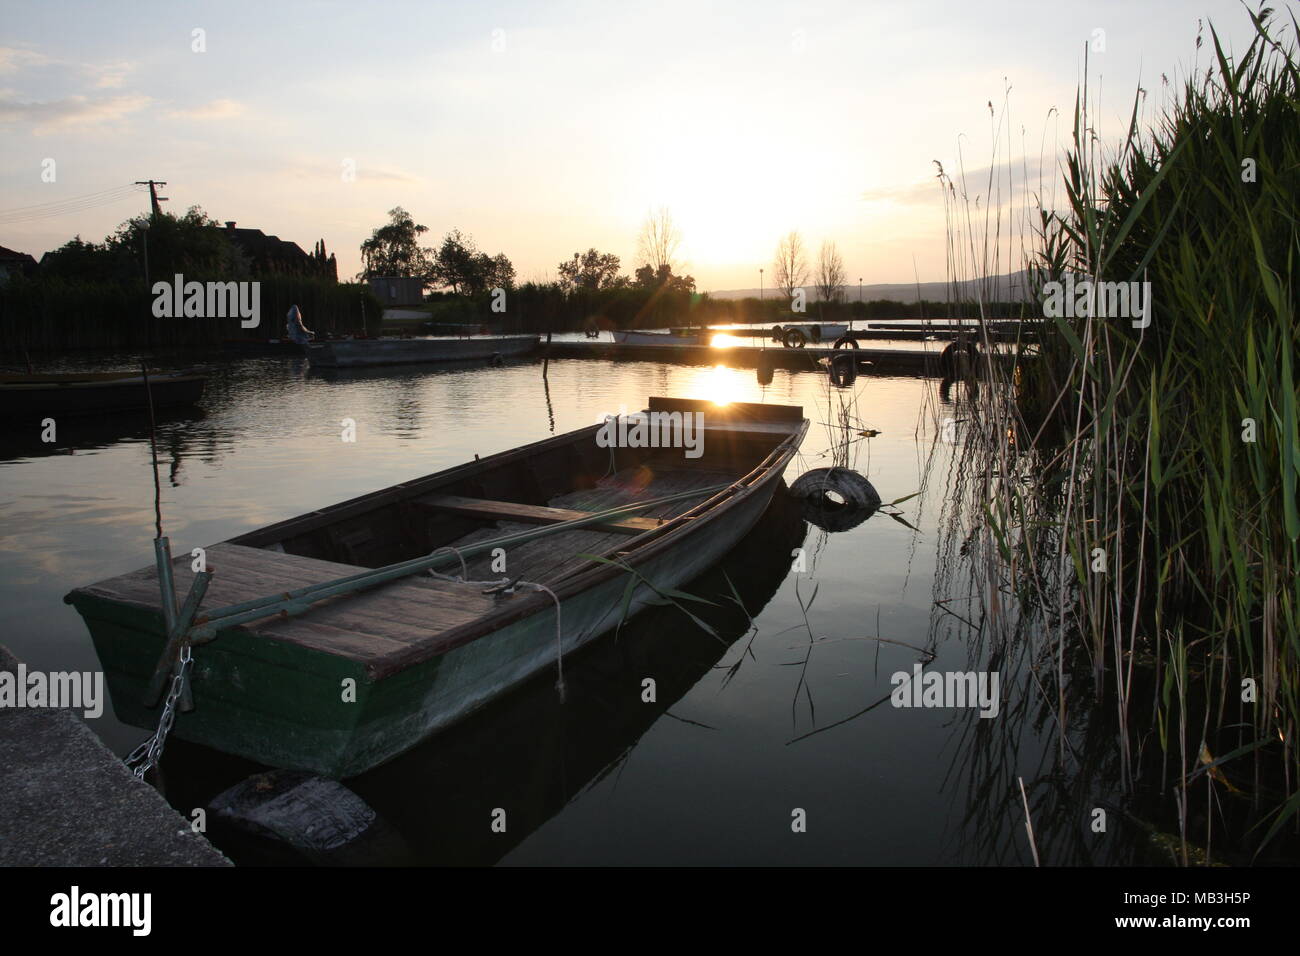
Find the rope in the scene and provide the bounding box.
[599,415,618,478]
[518,582,566,702]
[426,545,468,580]
[427,549,566,702]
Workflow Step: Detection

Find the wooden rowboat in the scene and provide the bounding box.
[0,370,206,419]
[305,334,540,368]
[65,396,808,777]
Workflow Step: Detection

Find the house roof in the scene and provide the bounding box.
[0,245,37,264]
[220,223,309,262]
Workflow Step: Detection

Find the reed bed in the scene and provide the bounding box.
[930,8,1300,862]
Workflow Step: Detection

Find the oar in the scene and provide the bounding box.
[187,482,736,640]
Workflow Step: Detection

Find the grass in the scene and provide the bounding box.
[931,5,1300,862]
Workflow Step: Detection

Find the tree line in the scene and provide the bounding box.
[1,206,381,352]
[358,206,1027,333]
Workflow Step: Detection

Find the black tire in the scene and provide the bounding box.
[939,339,979,378]
[832,335,859,350]
[783,328,808,349]
[828,351,858,388]
[789,467,881,532]
[771,324,785,342]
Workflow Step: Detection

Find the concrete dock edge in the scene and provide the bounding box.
[0,644,231,866]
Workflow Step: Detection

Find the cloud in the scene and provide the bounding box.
[0,47,53,74]
[166,98,245,120]
[862,156,1053,208]
[282,159,421,185]
[90,61,135,89]
[0,93,151,131]
[0,46,144,129]
[358,167,420,184]
[861,178,945,206]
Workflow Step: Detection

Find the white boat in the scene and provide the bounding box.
[612,330,707,347]
[777,323,849,342]
[305,335,540,368]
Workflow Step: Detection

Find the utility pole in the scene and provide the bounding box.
[134,180,168,219]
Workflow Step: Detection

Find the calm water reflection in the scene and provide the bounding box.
[0,351,1106,864]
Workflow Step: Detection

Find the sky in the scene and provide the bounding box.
[0,0,1288,292]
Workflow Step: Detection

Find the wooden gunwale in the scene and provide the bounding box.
[362,416,807,679]
[70,401,807,682]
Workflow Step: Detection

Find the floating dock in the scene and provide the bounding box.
[543,340,940,373]
[695,321,1042,343]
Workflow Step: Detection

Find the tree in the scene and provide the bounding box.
[633,263,695,293]
[815,240,845,302]
[432,229,478,294]
[773,231,808,302]
[433,229,514,294]
[107,206,247,281]
[557,248,622,291]
[485,252,516,291]
[359,207,433,279]
[39,235,122,282]
[636,206,682,272]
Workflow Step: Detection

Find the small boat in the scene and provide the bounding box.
[305,334,540,368]
[612,330,708,346]
[66,396,808,777]
[775,322,850,344]
[0,370,206,419]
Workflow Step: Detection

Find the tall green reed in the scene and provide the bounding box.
[932,6,1300,861]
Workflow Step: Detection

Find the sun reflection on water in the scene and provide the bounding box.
[679,363,752,406]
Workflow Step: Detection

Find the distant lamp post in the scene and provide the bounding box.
[859,277,863,303]
[759,268,764,301]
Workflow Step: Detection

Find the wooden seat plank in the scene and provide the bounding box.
[414,493,665,534]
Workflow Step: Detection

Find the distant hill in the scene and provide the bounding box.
[705,269,1031,304]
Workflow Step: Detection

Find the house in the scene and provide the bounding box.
[367,276,427,306]
[219,222,337,280]
[0,245,38,285]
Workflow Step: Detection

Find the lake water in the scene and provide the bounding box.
[0,350,1128,865]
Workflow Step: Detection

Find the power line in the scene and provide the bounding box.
[0,183,145,225]
[0,184,140,216]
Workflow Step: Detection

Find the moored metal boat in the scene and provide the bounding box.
[773,322,850,345]
[0,370,206,419]
[65,397,808,777]
[305,334,539,368]
[612,330,708,346]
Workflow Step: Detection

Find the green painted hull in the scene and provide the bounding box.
[70,474,783,778]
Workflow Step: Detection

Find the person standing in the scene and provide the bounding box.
[286,304,315,344]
